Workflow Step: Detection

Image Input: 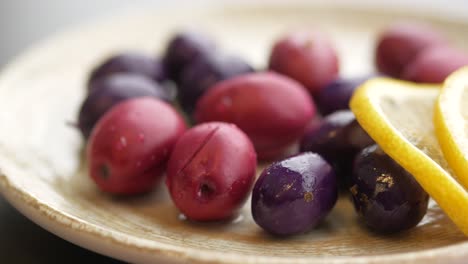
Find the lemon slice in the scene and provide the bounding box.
[350,77,468,235]
[435,67,468,190]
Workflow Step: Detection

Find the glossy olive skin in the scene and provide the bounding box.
[163,31,217,81]
[269,31,339,94]
[195,72,316,159]
[87,98,187,195]
[88,53,167,88]
[375,22,446,78]
[178,53,253,114]
[300,111,374,187]
[402,46,468,83]
[351,145,429,233]
[78,74,172,139]
[316,76,370,116]
[166,122,257,221]
[251,152,337,236]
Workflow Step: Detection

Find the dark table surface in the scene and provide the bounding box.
[0,195,124,264]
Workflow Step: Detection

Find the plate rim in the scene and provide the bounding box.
[2,173,468,264]
[1,2,468,263]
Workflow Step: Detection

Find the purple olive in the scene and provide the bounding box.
[300,111,374,187]
[351,145,429,233]
[163,31,217,81]
[88,53,167,89]
[78,73,171,139]
[178,53,254,114]
[344,119,376,151]
[316,76,371,115]
[251,152,337,236]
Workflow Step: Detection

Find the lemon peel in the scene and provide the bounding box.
[435,67,468,190]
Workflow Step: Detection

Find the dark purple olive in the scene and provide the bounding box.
[316,76,371,115]
[344,119,376,151]
[178,53,254,114]
[351,145,429,233]
[163,31,217,81]
[251,152,337,236]
[78,73,171,139]
[88,53,167,89]
[300,110,374,187]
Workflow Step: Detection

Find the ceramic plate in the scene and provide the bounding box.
[0,3,467,264]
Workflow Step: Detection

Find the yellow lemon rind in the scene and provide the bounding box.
[434,67,468,190]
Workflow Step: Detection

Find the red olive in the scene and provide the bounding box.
[402,46,468,83]
[269,31,339,94]
[195,72,316,159]
[375,22,447,77]
[166,122,257,221]
[87,97,187,195]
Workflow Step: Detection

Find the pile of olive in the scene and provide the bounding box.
[78,21,464,236]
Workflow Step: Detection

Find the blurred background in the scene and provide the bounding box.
[1,0,468,67]
[0,0,467,263]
